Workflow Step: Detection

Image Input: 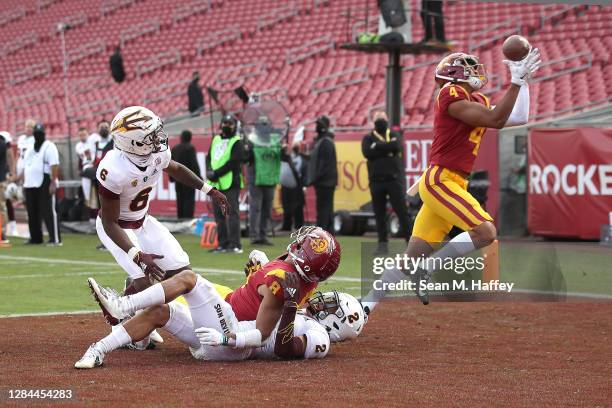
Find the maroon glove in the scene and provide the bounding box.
[133,251,165,282]
[280,271,300,303]
[208,188,230,217]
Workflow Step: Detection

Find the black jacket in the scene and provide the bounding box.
[307,132,337,187]
[205,135,244,190]
[188,80,204,113]
[171,142,201,189]
[361,130,404,182]
[109,52,125,83]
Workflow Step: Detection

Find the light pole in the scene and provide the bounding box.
[58,22,75,182]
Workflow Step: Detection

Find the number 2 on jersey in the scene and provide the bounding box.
[130,187,153,212]
[469,127,485,156]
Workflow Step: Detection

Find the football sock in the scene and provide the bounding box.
[97,324,132,353]
[124,283,165,315]
[423,231,476,275]
[361,267,406,312]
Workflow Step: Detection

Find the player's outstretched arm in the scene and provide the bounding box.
[273,272,307,359]
[165,160,230,216]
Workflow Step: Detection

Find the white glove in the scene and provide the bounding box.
[504,47,542,86]
[248,249,269,266]
[195,327,226,347]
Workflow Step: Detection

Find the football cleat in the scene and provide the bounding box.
[74,344,105,369]
[88,278,130,323]
[413,269,431,305]
[149,330,164,344]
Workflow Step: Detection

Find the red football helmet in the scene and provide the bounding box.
[435,52,488,90]
[286,226,341,283]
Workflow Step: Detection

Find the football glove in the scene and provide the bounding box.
[208,188,230,217]
[195,327,227,347]
[504,47,541,86]
[133,251,165,282]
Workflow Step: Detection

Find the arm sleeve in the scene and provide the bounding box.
[362,135,386,159]
[504,84,530,127]
[273,301,305,359]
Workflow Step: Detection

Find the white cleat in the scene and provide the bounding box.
[88,278,130,322]
[149,330,164,344]
[75,344,105,369]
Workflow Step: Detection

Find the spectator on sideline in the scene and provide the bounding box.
[16,119,35,180]
[21,124,61,246]
[206,114,244,253]
[171,130,201,219]
[362,111,410,254]
[279,140,306,231]
[109,46,126,83]
[246,115,284,246]
[420,0,449,47]
[307,115,337,232]
[187,71,204,115]
[88,120,113,250]
[0,131,16,244]
[75,126,95,211]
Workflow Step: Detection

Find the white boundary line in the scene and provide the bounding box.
[1,310,97,318]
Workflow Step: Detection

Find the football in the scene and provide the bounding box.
[502,35,531,61]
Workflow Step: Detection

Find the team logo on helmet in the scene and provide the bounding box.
[310,238,328,254]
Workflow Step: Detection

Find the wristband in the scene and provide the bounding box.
[201,183,213,194]
[127,247,140,262]
[234,329,262,349]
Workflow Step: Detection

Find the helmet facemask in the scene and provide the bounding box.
[306,290,344,321]
[435,53,488,90]
[286,226,320,282]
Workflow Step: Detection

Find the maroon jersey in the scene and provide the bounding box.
[429,83,490,174]
[225,257,318,321]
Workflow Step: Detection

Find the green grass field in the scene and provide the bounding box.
[0,234,609,316]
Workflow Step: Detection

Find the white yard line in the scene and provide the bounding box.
[0,310,97,318]
[0,254,363,282]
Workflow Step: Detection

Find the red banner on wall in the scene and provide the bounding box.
[528,128,612,239]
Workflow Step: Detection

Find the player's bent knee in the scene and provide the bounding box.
[174,269,197,291]
[472,222,496,248]
[142,305,170,328]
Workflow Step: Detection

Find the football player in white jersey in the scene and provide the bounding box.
[15,119,35,179]
[92,106,229,326]
[75,273,366,367]
[74,126,94,208]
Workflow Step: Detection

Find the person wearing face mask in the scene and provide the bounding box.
[87,119,113,249]
[306,115,337,232]
[21,123,61,246]
[206,114,244,253]
[279,140,306,231]
[361,111,410,254]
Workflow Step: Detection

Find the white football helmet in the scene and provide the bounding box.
[306,291,366,342]
[111,106,167,156]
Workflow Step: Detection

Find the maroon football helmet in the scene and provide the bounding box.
[435,52,488,90]
[286,226,341,283]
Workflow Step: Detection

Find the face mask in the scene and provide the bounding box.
[374,119,388,135]
[316,123,326,135]
[122,150,153,168]
[99,128,109,138]
[34,132,45,151]
[221,125,234,136]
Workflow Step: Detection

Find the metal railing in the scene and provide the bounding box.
[256,87,289,102]
[120,19,160,47]
[172,0,211,25]
[5,89,53,112]
[0,32,38,58]
[66,39,105,65]
[136,48,181,78]
[67,97,120,122]
[0,6,25,27]
[143,79,191,104]
[55,12,88,33]
[101,0,135,16]
[468,19,521,52]
[311,66,369,94]
[70,75,111,95]
[530,52,592,83]
[531,97,612,122]
[37,0,58,12]
[539,4,582,29]
[8,61,52,86]
[196,26,241,56]
[256,3,298,31]
[285,35,334,64]
[215,61,267,87]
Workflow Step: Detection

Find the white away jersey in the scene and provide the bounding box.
[75,141,93,169]
[249,314,331,360]
[96,149,171,221]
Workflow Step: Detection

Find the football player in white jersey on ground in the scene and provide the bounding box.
[75,269,366,367]
[92,106,229,335]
